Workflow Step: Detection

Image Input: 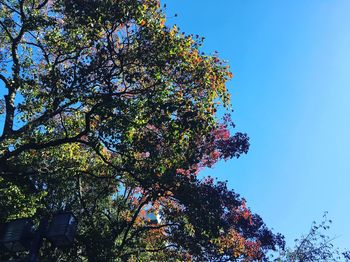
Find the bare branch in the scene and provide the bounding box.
[0,73,9,87]
[36,0,49,10]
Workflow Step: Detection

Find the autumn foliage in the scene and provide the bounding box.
[0,0,283,261]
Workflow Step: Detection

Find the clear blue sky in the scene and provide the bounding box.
[164,0,350,250]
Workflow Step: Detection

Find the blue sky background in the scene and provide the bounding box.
[164,0,350,250]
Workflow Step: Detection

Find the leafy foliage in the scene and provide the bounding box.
[0,0,283,261]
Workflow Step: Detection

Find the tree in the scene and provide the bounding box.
[0,0,283,261]
[274,213,350,262]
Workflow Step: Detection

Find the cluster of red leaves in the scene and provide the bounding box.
[141,176,285,261]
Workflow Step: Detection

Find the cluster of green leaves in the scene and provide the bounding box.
[0,0,283,261]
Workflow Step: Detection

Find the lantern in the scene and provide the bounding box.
[0,218,33,252]
[46,212,77,247]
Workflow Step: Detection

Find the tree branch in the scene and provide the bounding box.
[36,0,49,10]
[2,1,27,136]
[0,20,14,40]
[118,196,151,253]
[0,100,75,142]
[0,100,108,165]
[0,73,9,87]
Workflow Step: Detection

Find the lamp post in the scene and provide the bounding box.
[0,212,77,262]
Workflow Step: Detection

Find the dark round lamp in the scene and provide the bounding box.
[46,212,77,247]
[0,218,33,252]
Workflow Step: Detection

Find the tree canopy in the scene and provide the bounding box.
[0,0,284,261]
